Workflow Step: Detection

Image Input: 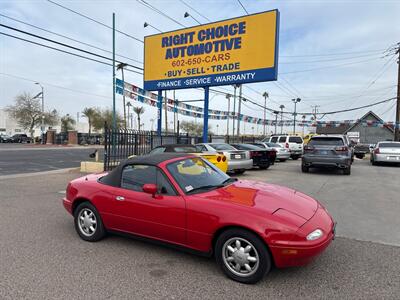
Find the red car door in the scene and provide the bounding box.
[107,164,186,246]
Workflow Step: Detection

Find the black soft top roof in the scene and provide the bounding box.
[100,153,192,187]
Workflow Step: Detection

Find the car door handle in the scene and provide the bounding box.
[115,196,125,201]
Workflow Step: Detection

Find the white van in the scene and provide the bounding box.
[264,135,304,160]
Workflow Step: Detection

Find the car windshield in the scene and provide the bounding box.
[379,142,400,148]
[167,157,233,194]
[309,137,344,146]
[289,136,303,143]
[209,143,236,151]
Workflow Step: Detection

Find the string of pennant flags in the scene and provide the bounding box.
[116,79,399,128]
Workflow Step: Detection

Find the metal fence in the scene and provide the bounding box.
[103,127,206,171]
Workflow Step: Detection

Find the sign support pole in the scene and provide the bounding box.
[112,13,116,131]
[157,90,162,136]
[203,86,210,143]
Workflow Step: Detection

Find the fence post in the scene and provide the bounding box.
[150,131,153,150]
[103,123,108,171]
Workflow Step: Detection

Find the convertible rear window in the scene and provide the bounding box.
[309,138,344,146]
[379,142,400,148]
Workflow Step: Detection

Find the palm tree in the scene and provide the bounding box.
[133,106,145,131]
[60,114,76,132]
[117,62,128,128]
[82,107,97,137]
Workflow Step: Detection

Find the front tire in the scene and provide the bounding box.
[343,165,351,175]
[259,160,270,170]
[74,202,106,242]
[301,165,309,173]
[215,229,271,284]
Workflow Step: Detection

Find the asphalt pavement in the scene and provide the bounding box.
[0,159,399,299]
[0,144,103,176]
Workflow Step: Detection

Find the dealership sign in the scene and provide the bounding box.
[143,10,279,90]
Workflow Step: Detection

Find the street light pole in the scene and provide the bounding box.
[274,111,279,134]
[292,98,301,134]
[262,92,268,136]
[35,82,44,142]
[237,85,242,137]
[226,94,231,136]
[279,104,285,134]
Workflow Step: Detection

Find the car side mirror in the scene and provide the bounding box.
[143,183,157,197]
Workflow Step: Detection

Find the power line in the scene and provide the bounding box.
[0,13,143,64]
[281,49,385,58]
[237,0,249,15]
[0,32,143,75]
[0,23,143,71]
[0,72,110,99]
[280,52,382,64]
[46,0,144,43]
[179,0,211,22]
[136,0,186,28]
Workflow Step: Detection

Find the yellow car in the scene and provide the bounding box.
[303,133,317,144]
[131,144,228,173]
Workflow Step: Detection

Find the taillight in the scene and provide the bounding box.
[249,151,254,158]
[285,143,289,148]
[222,156,226,162]
[304,145,314,152]
[217,156,222,162]
[335,146,348,152]
[374,148,380,154]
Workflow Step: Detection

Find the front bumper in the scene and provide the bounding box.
[269,206,335,268]
[302,155,351,168]
[63,198,73,214]
[227,159,253,171]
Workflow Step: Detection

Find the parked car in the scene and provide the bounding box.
[302,135,352,175]
[353,143,370,159]
[10,133,31,143]
[264,135,303,160]
[230,143,276,169]
[63,153,335,284]
[0,134,13,143]
[251,142,290,162]
[148,144,228,172]
[196,143,253,174]
[370,141,400,165]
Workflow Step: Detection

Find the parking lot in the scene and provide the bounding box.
[1,158,399,299]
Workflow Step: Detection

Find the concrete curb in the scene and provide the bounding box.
[0,168,80,180]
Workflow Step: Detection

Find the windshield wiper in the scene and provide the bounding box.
[186,184,224,194]
[221,177,238,185]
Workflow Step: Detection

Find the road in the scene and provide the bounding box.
[0,159,399,299]
[0,144,103,176]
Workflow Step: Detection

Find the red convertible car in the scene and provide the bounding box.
[63,153,335,284]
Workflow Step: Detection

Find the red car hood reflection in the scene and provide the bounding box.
[197,180,318,221]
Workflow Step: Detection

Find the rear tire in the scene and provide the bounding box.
[74,202,106,242]
[343,165,351,175]
[234,169,246,175]
[279,159,287,162]
[215,229,271,284]
[301,165,309,173]
[259,160,270,170]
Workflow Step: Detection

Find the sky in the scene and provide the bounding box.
[0,0,399,135]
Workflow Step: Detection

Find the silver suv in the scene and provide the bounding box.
[302,135,352,175]
[264,135,303,160]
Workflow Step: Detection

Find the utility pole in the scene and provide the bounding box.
[311,105,320,121]
[116,62,128,127]
[262,92,268,136]
[274,111,279,134]
[395,44,400,141]
[237,85,243,137]
[226,94,231,136]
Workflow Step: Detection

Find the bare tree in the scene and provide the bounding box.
[133,106,145,131]
[6,92,59,139]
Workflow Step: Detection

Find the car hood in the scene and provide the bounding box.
[195,180,318,221]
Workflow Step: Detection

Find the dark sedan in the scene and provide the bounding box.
[230,143,276,169]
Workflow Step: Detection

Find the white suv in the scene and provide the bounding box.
[264,135,304,160]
